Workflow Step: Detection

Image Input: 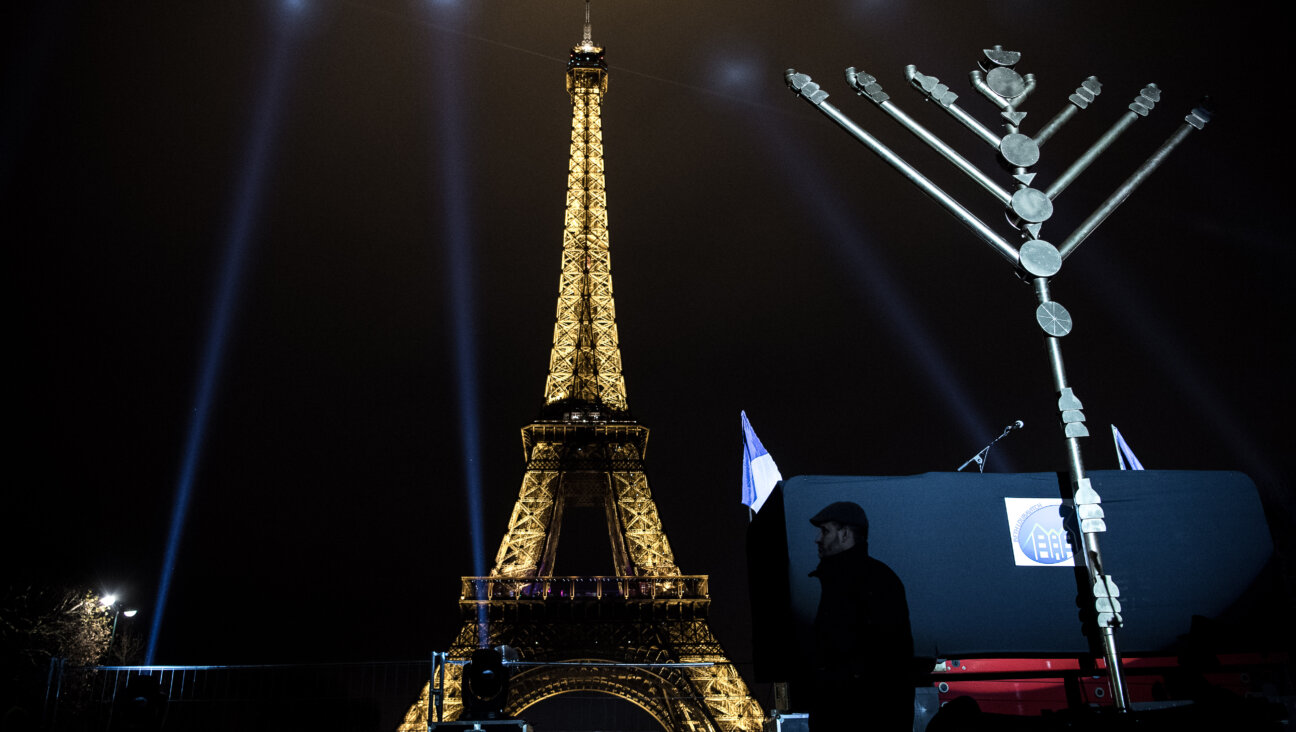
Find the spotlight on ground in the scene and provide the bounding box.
[462,646,519,721]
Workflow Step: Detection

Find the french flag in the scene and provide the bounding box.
[741,410,783,514]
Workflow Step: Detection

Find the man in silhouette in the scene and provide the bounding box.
[808,501,914,730]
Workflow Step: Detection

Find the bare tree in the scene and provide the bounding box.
[2,586,115,726]
[1,586,113,668]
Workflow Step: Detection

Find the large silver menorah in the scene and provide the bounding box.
[786,46,1212,710]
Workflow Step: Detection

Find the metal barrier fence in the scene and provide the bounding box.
[43,659,429,731]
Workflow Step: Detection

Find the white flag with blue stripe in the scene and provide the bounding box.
[1111,424,1145,471]
[741,410,783,514]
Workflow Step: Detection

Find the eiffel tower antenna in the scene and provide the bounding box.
[401,7,764,730]
[581,0,594,50]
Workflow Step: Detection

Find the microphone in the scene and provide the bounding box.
[959,420,1025,472]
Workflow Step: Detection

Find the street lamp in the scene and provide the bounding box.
[100,594,139,660]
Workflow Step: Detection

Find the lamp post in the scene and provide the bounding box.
[100,594,138,660]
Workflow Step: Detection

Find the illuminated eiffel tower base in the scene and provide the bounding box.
[396,417,764,730]
[399,9,762,731]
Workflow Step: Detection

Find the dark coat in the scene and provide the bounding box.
[809,542,914,730]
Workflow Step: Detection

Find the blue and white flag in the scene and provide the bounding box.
[741,410,783,514]
[1111,424,1145,471]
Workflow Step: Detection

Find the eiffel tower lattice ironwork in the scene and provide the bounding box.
[399,10,763,732]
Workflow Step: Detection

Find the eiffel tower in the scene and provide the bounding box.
[400,7,763,732]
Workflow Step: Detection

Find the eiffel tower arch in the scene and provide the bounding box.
[400,8,763,731]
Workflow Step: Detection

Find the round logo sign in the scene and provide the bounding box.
[1015,503,1074,565]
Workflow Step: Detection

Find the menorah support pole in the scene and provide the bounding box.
[1034,277,1131,710]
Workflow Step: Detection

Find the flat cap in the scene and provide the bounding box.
[809,501,869,530]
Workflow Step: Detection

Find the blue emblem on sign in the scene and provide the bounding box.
[1016,503,1074,564]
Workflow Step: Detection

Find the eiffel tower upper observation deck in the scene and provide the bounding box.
[399,9,763,732]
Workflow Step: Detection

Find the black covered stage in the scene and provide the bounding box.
[748,470,1283,677]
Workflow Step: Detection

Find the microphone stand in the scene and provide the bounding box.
[957,422,1021,473]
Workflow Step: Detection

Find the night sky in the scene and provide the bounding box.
[7,0,1291,688]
